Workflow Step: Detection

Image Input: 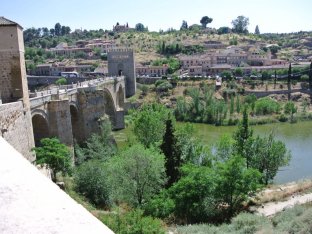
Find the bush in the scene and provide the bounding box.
[100,209,166,234]
[156,81,172,92]
[55,77,67,85]
[74,160,111,207]
[143,191,175,219]
[255,97,280,115]
[278,114,288,122]
[231,212,271,233]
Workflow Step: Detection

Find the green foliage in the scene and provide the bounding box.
[143,190,175,219]
[233,108,253,168]
[33,138,72,182]
[284,101,297,115]
[231,15,249,34]
[160,116,181,187]
[152,57,180,74]
[215,156,262,216]
[254,25,260,35]
[107,144,166,206]
[101,209,166,234]
[255,97,281,115]
[175,87,228,125]
[55,77,67,85]
[244,94,257,112]
[133,103,169,148]
[155,80,172,93]
[200,16,213,28]
[215,134,234,161]
[75,118,116,165]
[135,23,148,32]
[74,160,111,207]
[169,164,218,223]
[251,132,291,184]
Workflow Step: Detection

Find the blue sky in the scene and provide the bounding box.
[1,0,312,33]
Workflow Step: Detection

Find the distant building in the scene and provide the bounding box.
[113,22,130,33]
[136,65,169,77]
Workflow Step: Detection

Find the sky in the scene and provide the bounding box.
[1,0,312,33]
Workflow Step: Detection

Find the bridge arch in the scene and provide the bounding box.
[116,84,125,110]
[31,110,49,146]
[103,88,116,126]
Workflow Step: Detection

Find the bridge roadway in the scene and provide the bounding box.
[29,76,126,147]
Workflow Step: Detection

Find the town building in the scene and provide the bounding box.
[136,64,169,77]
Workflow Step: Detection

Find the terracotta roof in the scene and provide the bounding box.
[0,17,22,29]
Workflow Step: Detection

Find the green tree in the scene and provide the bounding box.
[169,164,218,223]
[251,132,291,184]
[233,107,253,168]
[215,155,261,217]
[75,117,116,165]
[230,95,235,115]
[135,23,146,32]
[107,144,166,206]
[236,95,241,113]
[74,160,111,207]
[284,101,297,122]
[33,138,72,182]
[133,103,168,148]
[215,134,234,162]
[160,116,181,187]
[200,16,213,28]
[180,20,188,30]
[287,63,292,100]
[54,23,61,36]
[255,25,260,35]
[232,16,249,34]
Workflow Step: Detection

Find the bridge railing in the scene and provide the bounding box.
[29,76,125,107]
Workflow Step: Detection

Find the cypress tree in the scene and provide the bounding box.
[160,116,181,187]
[287,63,292,100]
[309,62,312,90]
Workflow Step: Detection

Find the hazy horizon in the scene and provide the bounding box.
[1,0,312,33]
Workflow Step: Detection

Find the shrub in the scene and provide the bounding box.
[143,191,175,219]
[55,77,67,85]
[255,97,280,115]
[100,209,166,234]
[231,212,272,233]
[74,160,111,207]
[156,81,172,92]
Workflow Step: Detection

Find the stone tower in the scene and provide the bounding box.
[0,17,35,161]
[107,49,136,97]
[0,17,29,106]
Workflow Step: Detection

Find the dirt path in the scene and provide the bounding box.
[256,192,312,216]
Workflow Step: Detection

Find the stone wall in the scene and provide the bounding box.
[48,100,73,147]
[0,101,34,161]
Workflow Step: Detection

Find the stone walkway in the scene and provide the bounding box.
[0,137,113,234]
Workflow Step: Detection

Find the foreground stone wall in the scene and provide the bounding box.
[0,136,113,234]
[0,101,34,161]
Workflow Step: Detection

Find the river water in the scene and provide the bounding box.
[188,121,312,184]
[114,121,312,184]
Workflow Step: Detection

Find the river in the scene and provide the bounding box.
[114,121,312,184]
[187,121,312,184]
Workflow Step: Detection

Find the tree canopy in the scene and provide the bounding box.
[33,138,72,182]
[231,15,249,34]
[200,16,213,28]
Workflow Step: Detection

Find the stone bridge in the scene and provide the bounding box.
[30,76,125,146]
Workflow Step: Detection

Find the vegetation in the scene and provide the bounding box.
[33,138,72,182]
[55,77,67,85]
[107,144,166,207]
